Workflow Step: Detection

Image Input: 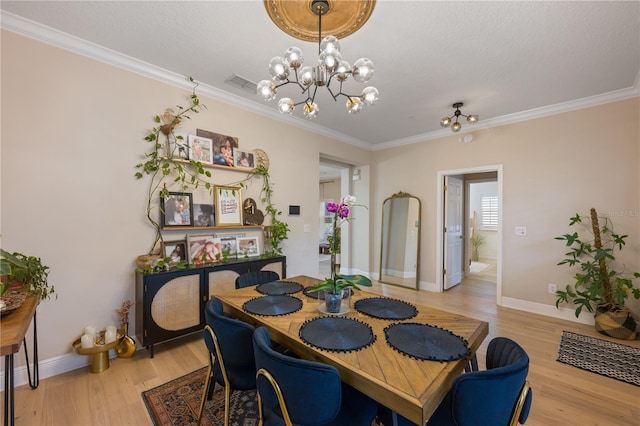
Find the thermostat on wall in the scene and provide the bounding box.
[289,205,300,216]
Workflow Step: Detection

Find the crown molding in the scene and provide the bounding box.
[3,11,638,153]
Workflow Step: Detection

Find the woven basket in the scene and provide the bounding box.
[136,254,162,269]
[594,306,638,340]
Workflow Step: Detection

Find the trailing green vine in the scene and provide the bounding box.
[134,77,210,253]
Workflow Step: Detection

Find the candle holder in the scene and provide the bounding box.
[72,329,124,373]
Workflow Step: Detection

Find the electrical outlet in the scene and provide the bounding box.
[548,283,557,294]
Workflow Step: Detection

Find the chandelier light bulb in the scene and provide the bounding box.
[319,51,342,72]
[352,58,374,83]
[284,47,304,69]
[440,117,452,127]
[346,97,363,114]
[451,121,462,132]
[467,114,479,123]
[303,102,319,118]
[299,66,314,87]
[277,98,295,115]
[320,36,341,54]
[257,80,277,101]
[361,86,379,106]
[335,60,351,82]
[268,56,290,81]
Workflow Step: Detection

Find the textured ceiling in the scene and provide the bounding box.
[1,1,638,148]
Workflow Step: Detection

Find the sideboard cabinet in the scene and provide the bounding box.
[135,255,285,357]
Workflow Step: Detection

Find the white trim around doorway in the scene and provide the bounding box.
[436,165,503,306]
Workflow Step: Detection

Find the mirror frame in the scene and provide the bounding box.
[379,191,421,290]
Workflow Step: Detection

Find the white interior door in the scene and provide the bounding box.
[444,176,464,289]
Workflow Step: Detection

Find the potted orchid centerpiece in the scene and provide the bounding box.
[309,195,372,313]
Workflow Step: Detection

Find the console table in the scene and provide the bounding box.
[135,255,285,357]
[1,295,39,426]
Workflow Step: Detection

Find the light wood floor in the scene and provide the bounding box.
[8,275,640,425]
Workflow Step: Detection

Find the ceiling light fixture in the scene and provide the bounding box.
[257,0,379,119]
[440,102,479,133]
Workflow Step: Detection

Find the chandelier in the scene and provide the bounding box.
[257,0,379,118]
[440,102,479,132]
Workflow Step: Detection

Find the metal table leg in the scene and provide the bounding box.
[4,354,14,426]
[23,312,39,389]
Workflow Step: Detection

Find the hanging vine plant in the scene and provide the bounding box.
[134,77,210,254]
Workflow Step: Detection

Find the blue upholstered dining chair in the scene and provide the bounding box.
[252,326,379,426]
[377,337,533,426]
[235,270,280,289]
[198,297,257,426]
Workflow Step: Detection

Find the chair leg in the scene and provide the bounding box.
[224,387,231,426]
[198,365,213,425]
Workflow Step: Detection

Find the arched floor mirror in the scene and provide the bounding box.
[379,192,421,289]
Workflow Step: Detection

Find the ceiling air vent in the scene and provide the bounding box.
[225,74,258,94]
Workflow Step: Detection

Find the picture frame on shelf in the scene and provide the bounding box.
[220,236,238,258]
[193,203,215,227]
[237,236,259,257]
[161,239,187,265]
[161,192,194,227]
[187,134,213,164]
[214,186,243,226]
[187,234,223,265]
[197,129,238,168]
[234,148,255,169]
[167,131,189,159]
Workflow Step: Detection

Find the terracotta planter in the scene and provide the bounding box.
[594,306,637,340]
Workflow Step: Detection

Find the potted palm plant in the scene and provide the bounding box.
[555,208,640,340]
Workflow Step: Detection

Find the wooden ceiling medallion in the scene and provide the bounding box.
[263,0,376,42]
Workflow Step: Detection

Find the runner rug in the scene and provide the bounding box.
[142,367,259,425]
[557,330,640,387]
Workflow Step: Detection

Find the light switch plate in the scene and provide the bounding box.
[515,226,527,236]
[303,224,311,233]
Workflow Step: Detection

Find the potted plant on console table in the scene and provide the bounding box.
[307,195,371,313]
[555,208,640,340]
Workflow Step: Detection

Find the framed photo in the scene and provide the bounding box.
[167,131,189,159]
[188,134,213,164]
[161,192,194,227]
[197,129,238,168]
[187,234,223,265]
[193,203,215,227]
[162,239,187,265]
[220,236,238,258]
[234,148,255,169]
[215,186,243,226]
[237,237,259,257]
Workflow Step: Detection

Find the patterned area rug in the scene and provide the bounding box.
[557,331,640,387]
[142,367,259,425]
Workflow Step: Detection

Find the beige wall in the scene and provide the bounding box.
[0,31,370,367]
[372,97,640,316]
[1,29,639,377]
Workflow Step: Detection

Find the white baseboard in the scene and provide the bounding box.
[501,297,595,325]
[0,348,141,391]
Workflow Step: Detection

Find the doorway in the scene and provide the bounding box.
[436,165,502,304]
[319,161,348,278]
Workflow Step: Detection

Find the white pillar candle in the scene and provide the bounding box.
[84,325,97,338]
[104,327,117,344]
[80,334,93,348]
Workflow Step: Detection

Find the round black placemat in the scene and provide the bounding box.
[303,286,352,299]
[384,323,471,361]
[299,317,376,352]
[255,280,303,295]
[354,297,418,320]
[242,295,303,316]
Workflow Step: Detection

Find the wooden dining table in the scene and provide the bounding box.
[215,275,489,425]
